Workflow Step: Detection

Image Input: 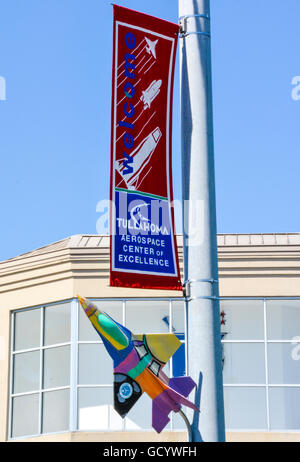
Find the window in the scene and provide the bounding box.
[11,296,300,437]
[10,302,71,438]
[222,299,300,431]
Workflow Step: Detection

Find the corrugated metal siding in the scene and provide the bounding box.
[217,233,300,247]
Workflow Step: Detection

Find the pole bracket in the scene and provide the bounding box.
[185,278,219,285]
[183,278,219,299]
[186,295,219,302]
[179,14,210,38]
[179,14,210,21]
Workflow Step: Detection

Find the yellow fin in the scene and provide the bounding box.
[137,333,182,364]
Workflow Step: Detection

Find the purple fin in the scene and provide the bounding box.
[166,387,199,412]
[169,376,196,398]
[152,384,200,434]
[152,393,171,433]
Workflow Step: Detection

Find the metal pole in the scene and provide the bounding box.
[178,409,193,442]
[179,0,226,442]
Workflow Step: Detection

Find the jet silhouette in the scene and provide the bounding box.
[145,37,158,59]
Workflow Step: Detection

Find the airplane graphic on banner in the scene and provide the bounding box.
[145,37,159,59]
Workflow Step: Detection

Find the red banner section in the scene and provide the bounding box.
[110,5,181,291]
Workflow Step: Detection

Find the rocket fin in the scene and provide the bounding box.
[151,383,199,433]
[134,333,181,365]
[152,398,170,433]
[165,386,199,413]
[169,376,196,398]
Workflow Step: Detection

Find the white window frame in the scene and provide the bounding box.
[9,296,300,438]
[222,297,300,431]
[8,297,187,439]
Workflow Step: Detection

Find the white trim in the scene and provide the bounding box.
[112,21,179,279]
[12,341,72,355]
[77,384,114,389]
[69,299,78,432]
[38,307,44,435]
[264,299,270,430]
[8,312,14,439]
[223,384,300,387]
[116,22,175,42]
[11,386,71,398]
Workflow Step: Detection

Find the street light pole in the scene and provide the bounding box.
[179,0,226,442]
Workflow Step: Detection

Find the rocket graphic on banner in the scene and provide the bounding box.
[115,127,162,190]
[78,296,199,433]
[110,5,181,290]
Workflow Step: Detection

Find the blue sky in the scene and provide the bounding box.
[1,0,300,261]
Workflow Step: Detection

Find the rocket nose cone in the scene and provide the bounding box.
[77,295,101,318]
[77,295,85,306]
[77,295,91,310]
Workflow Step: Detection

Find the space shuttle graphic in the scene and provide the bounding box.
[140,80,162,109]
[145,38,158,59]
[115,127,162,191]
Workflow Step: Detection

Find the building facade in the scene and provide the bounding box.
[1,233,300,442]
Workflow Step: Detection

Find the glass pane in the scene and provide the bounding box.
[78,387,122,430]
[43,346,70,389]
[219,300,264,340]
[172,342,186,377]
[224,387,267,429]
[14,308,41,351]
[44,303,71,346]
[42,389,70,433]
[125,393,153,430]
[268,343,300,384]
[223,343,265,384]
[172,300,185,334]
[12,394,39,438]
[13,351,40,394]
[126,300,169,333]
[79,300,122,341]
[78,344,113,385]
[269,387,300,430]
[267,300,300,340]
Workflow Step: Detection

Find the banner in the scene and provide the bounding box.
[110,5,181,291]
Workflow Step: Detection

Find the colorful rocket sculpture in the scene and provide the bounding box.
[77,295,199,433]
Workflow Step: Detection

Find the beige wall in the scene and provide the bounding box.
[12,431,300,443]
[226,432,300,443]
[1,235,300,442]
[13,431,188,443]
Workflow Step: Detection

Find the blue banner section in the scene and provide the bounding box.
[113,190,176,275]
